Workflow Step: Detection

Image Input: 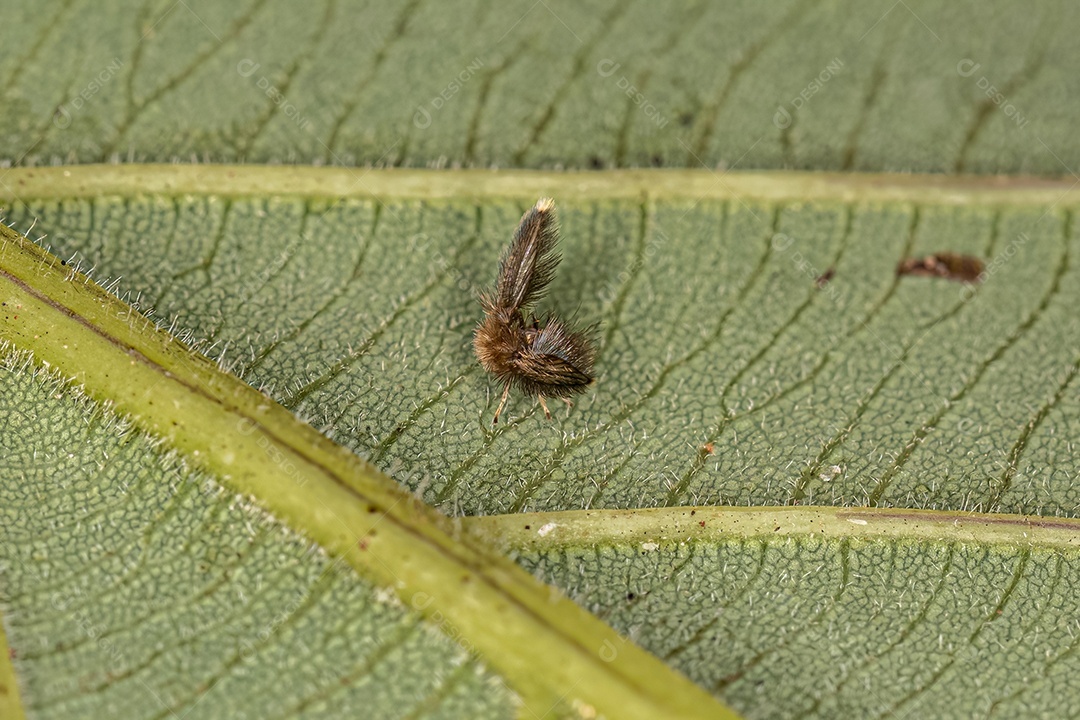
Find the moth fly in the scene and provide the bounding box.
[474,198,597,424]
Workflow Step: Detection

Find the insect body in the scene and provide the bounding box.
[474,198,596,424]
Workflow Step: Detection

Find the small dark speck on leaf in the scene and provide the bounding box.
[524,524,531,530]
[699,521,705,528]
[626,592,636,601]
[815,267,835,288]
[690,510,696,516]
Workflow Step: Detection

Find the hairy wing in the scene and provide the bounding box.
[510,317,596,393]
[496,197,561,312]
[511,352,593,389]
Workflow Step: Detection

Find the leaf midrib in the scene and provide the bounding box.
[3,165,1080,208]
[465,505,1080,552]
[0,217,736,720]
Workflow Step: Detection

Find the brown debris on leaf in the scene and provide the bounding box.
[896,252,985,282]
[815,267,835,288]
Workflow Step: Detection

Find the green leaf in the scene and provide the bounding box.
[4,166,1077,517]
[1,348,517,720]
[2,166,1080,718]
[0,613,22,720]
[0,1,1072,173]
[469,506,1080,719]
[0,207,735,719]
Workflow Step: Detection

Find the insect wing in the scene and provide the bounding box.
[497,198,561,311]
[512,316,595,389]
[511,351,592,387]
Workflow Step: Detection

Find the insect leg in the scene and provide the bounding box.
[492,380,512,425]
[537,395,552,420]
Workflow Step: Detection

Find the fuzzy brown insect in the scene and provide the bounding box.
[474,198,596,424]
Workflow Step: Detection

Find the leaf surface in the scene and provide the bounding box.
[0,208,734,719]
[470,506,1080,719]
[1,349,516,719]
[0,1,1074,173]
[3,166,1080,717]
[5,167,1077,517]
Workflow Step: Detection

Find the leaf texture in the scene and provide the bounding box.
[0,1,1075,173]
[5,166,1080,714]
